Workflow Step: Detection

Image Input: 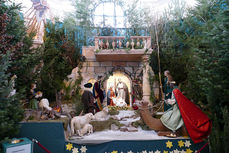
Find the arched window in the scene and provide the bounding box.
[94,1,125,28]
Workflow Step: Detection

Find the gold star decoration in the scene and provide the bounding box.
[111,151,118,153]
[178,140,185,148]
[166,140,173,149]
[66,143,73,151]
[186,148,193,153]
[163,151,168,153]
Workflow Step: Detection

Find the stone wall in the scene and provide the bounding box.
[80,46,143,87]
[79,46,159,104]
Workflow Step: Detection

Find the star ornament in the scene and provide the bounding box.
[155,150,161,153]
[66,143,73,151]
[178,140,185,148]
[80,146,87,153]
[180,150,186,153]
[72,147,79,153]
[166,140,173,149]
[142,150,147,153]
[163,151,168,153]
[184,140,191,147]
[111,151,118,153]
[186,148,193,153]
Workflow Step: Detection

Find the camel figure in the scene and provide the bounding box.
[139,88,212,144]
[139,101,188,137]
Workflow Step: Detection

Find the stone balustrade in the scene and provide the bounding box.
[94,36,151,50]
[130,36,151,50]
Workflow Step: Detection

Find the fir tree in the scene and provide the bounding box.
[0,1,24,150]
[201,1,229,152]
[40,21,80,104]
[153,0,229,152]
[0,0,42,100]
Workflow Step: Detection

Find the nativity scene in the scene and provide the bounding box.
[2,0,227,153]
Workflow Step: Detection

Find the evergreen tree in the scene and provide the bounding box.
[197,1,229,152]
[0,1,24,150]
[40,21,81,103]
[0,54,24,149]
[0,0,42,100]
[151,0,229,152]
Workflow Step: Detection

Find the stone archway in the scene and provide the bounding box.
[105,71,133,107]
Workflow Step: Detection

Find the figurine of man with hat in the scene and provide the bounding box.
[81,83,96,114]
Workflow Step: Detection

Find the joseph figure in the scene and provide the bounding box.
[116,78,129,105]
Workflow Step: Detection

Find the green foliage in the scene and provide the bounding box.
[90,118,124,132]
[0,1,24,150]
[0,0,42,100]
[13,34,42,100]
[72,0,95,27]
[108,109,119,116]
[108,106,129,111]
[71,63,83,115]
[0,53,24,149]
[72,94,83,116]
[40,21,81,101]
[149,0,229,152]
[124,0,151,30]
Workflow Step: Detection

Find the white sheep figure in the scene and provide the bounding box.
[71,113,95,135]
[94,107,109,121]
[39,98,52,111]
[77,124,93,137]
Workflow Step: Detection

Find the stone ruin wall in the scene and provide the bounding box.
[68,46,159,103]
[80,46,143,88]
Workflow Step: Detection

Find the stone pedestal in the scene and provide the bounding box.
[142,55,151,103]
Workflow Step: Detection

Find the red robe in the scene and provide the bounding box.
[173,88,212,143]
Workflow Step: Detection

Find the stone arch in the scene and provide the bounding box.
[105,70,133,106]
[111,66,134,80]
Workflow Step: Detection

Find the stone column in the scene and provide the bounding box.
[142,55,151,103]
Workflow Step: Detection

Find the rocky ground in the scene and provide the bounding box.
[69,110,182,144]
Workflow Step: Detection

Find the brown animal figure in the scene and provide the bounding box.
[139,101,188,137]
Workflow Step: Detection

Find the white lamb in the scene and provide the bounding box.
[39,98,52,111]
[94,107,109,121]
[77,124,93,136]
[71,113,95,135]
